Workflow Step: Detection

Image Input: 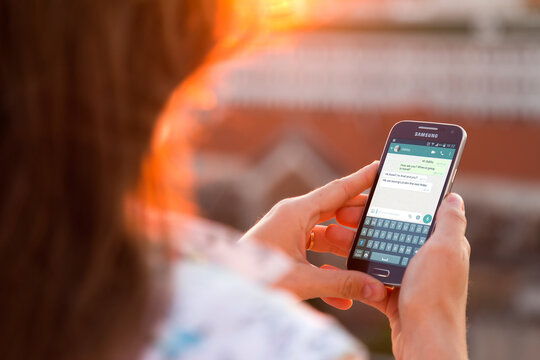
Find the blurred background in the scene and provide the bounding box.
[166,1,540,359]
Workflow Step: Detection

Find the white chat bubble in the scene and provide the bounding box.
[380,171,433,192]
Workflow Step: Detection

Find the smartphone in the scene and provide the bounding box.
[346,121,467,286]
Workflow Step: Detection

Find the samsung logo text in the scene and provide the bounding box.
[414,132,438,138]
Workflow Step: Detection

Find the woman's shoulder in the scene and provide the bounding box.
[143,260,367,360]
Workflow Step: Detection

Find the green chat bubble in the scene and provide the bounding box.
[398,159,449,176]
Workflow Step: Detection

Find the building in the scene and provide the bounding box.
[178,2,540,358]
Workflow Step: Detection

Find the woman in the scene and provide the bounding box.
[0,1,470,359]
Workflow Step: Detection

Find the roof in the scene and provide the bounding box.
[192,105,540,182]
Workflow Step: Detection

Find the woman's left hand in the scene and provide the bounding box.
[241,161,387,310]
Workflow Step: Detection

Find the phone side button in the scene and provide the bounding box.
[451,168,457,183]
[371,268,391,278]
[448,168,457,191]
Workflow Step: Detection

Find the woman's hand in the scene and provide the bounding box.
[241,162,388,308]
[242,162,470,359]
[374,193,470,360]
[339,193,470,360]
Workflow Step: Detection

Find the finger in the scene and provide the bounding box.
[301,162,379,223]
[336,206,364,228]
[321,297,353,310]
[298,264,387,303]
[341,193,368,208]
[432,193,467,245]
[321,264,353,310]
[310,224,355,257]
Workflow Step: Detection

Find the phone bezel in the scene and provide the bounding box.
[346,120,467,286]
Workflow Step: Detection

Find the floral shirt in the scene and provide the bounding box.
[141,213,368,360]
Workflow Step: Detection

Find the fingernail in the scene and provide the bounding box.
[446,193,463,209]
[363,283,385,301]
[321,264,338,270]
[362,284,372,299]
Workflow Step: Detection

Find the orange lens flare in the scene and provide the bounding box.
[135,0,313,214]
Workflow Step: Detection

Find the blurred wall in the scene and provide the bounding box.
[186,2,540,358]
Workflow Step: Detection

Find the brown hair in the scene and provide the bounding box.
[0,1,250,359]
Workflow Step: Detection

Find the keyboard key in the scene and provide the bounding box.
[380,241,386,250]
[414,248,420,254]
[405,246,412,255]
[380,230,387,239]
[416,225,423,234]
[386,243,393,252]
[365,217,372,225]
[422,225,429,234]
[409,224,416,233]
[412,236,419,245]
[383,220,390,228]
[368,228,374,237]
[398,245,405,254]
[359,239,365,247]
[390,221,397,229]
[354,249,364,258]
[377,219,384,227]
[371,251,401,265]
[392,244,399,253]
[373,241,380,250]
[393,232,399,241]
[399,233,406,242]
[396,221,403,231]
[373,230,380,238]
[402,223,410,232]
[419,236,426,245]
[363,250,371,259]
[361,227,368,236]
[401,257,409,266]
[406,235,412,243]
[367,240,373,248]
[386,231,393,240]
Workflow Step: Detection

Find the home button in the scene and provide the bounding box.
[371,268,390,278]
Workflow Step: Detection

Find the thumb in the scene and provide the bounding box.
[432,193,467,243]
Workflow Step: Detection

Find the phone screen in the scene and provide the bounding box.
[351,138,457,267]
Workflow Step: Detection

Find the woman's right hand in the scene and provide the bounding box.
[367,193,470,360]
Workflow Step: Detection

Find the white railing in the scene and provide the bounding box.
[212,32,540,120]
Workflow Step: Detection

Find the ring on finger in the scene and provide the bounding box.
[306,231,315,251]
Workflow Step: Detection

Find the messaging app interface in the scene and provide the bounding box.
[352,139,456,267]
